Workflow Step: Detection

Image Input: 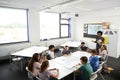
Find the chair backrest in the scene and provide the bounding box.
[104,54,108,63]
[9,50,20,63]
[91,64,103,76]
[100,61,105,66]
[26,67,34,80]
[26,67,41,80]
[45,52,52,60]
[96,63,103,73]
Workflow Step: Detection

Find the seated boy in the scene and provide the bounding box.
[62,50,71,56]
[75,56,93,80]
[47,45,55,59]
[80,42,89,52]
[89,49,99,72]
[62,45,71,55]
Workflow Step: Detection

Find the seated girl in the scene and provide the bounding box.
[99,45,108,61]
[28,53,41,76]
[39,60,59,80]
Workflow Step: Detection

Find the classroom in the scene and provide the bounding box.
[0,0,120,80]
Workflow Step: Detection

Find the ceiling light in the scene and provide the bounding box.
[75,7,91,11]
[60,0,83,7]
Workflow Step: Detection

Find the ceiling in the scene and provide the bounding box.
[0,0,120,13]
[47,0,120,13]
[0,0,75,10]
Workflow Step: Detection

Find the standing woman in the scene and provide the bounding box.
[92,31,104,54]
[28,53,41,76]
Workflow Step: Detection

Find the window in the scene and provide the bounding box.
[39,12,71,40]
[61,25,69,37]
[0,7,29,44]
[40,12,59,40]
[83,23,103,38]
[60,15,71,37]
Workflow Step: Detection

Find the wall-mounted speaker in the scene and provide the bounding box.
[75,14,79,17]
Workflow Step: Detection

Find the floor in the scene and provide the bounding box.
[0,56,120,80]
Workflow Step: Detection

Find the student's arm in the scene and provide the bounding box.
[75,65,84,74]
[101,37,104,44]
[92,40,97,43]
[49,68,57,71]
[50,69,59,78]
[99,53,103,56]
[74,63,81,73]
[86,46,90,52]
[99,49,103,56]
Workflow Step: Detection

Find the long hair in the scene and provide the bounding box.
[40,60,49,73]
[102,45,108,54]
[28,53,40,72]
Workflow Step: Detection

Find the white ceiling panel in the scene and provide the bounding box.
[0,0,120,13]
[0,0,74,10]
[45,0,120,13]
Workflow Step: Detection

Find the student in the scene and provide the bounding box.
[62,50,71,56]
[92,31,104,54]
[99,45,108,61]
[47,45,55,59]
[64,45,69,51]
[39,60,59,80]
[89,49,99,72]
[39,53,47,64]
[80,42,88,52]
[28,53,41,76]
[62,45,71,55]
[75,56,93,80]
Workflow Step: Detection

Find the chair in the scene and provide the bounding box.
[104,54,108,63]
[9,50,23,71]
[97,63,105,80]
[90,62,105,80]
[45,51,52,60]
[99,54,108,64]
[26,67,41,80]
[90,71,98,80]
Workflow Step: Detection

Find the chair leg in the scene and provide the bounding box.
[73,72,75,80]
[99,72,105,80]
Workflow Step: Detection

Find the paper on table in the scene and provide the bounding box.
[48,60,56,69]
[54,56,80,69]
[49,70,58,75]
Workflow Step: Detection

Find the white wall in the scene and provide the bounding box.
[0,8,74,60]
[74,8,120,58]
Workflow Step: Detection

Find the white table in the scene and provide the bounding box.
[11,46,48,57]
[61,41,81,47]
[48,51,101,80]
[48,53,83,80]
[71,51,91,60]
[48,60,73,80]
[48,52,89,80]
[71,51,101,60]
[53,56,80,69]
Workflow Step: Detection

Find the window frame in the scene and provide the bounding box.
[0,7,29,45]
[60,14,70,38]
[39,12,71,41]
